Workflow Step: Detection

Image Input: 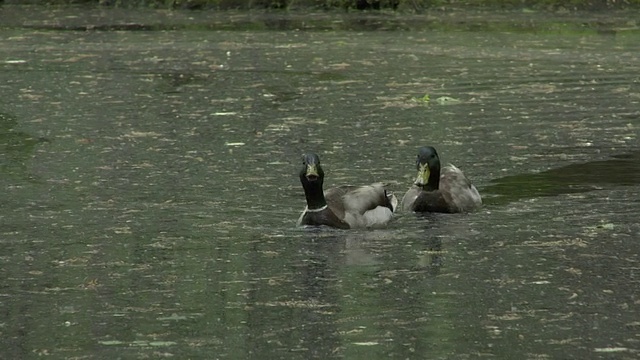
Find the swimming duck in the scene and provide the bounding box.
[401,146,482,213]
[297,153,397,229]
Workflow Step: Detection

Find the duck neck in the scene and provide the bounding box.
[424,167,440,191]
[302,179,327,210]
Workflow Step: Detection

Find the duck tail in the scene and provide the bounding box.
[384,190,398,213]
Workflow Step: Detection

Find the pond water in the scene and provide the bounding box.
[1,5,640,359]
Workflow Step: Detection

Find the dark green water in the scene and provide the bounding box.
[1,6,640,359]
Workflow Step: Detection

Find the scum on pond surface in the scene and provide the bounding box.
[1,7,639,359]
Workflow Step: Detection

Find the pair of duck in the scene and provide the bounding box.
[298,146,482,229]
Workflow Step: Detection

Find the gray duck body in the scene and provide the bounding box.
[400,147,481,213]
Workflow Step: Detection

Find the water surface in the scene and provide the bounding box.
[1,6,640,359]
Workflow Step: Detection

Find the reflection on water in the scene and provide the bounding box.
[245,233,342,358]
[0,112,49,180]
[483,151,640,205]
[244,230,456,359]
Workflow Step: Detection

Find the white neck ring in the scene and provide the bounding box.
[306,205,328,213]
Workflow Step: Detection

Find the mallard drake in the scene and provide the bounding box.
[401,146,482,213]
[297,153,397,229]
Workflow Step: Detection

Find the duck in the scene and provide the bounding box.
[297,153,397,229]
[400,146,482,213]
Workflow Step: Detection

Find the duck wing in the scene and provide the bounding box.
[439,164,482,212]
[325,183,396,228]
[400,186,422,212]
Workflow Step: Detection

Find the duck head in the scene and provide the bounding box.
[300,153,327,209]
[414,146,441,190]
[300,153,324,183]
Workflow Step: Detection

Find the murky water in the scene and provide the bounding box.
[1,5,640,359]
